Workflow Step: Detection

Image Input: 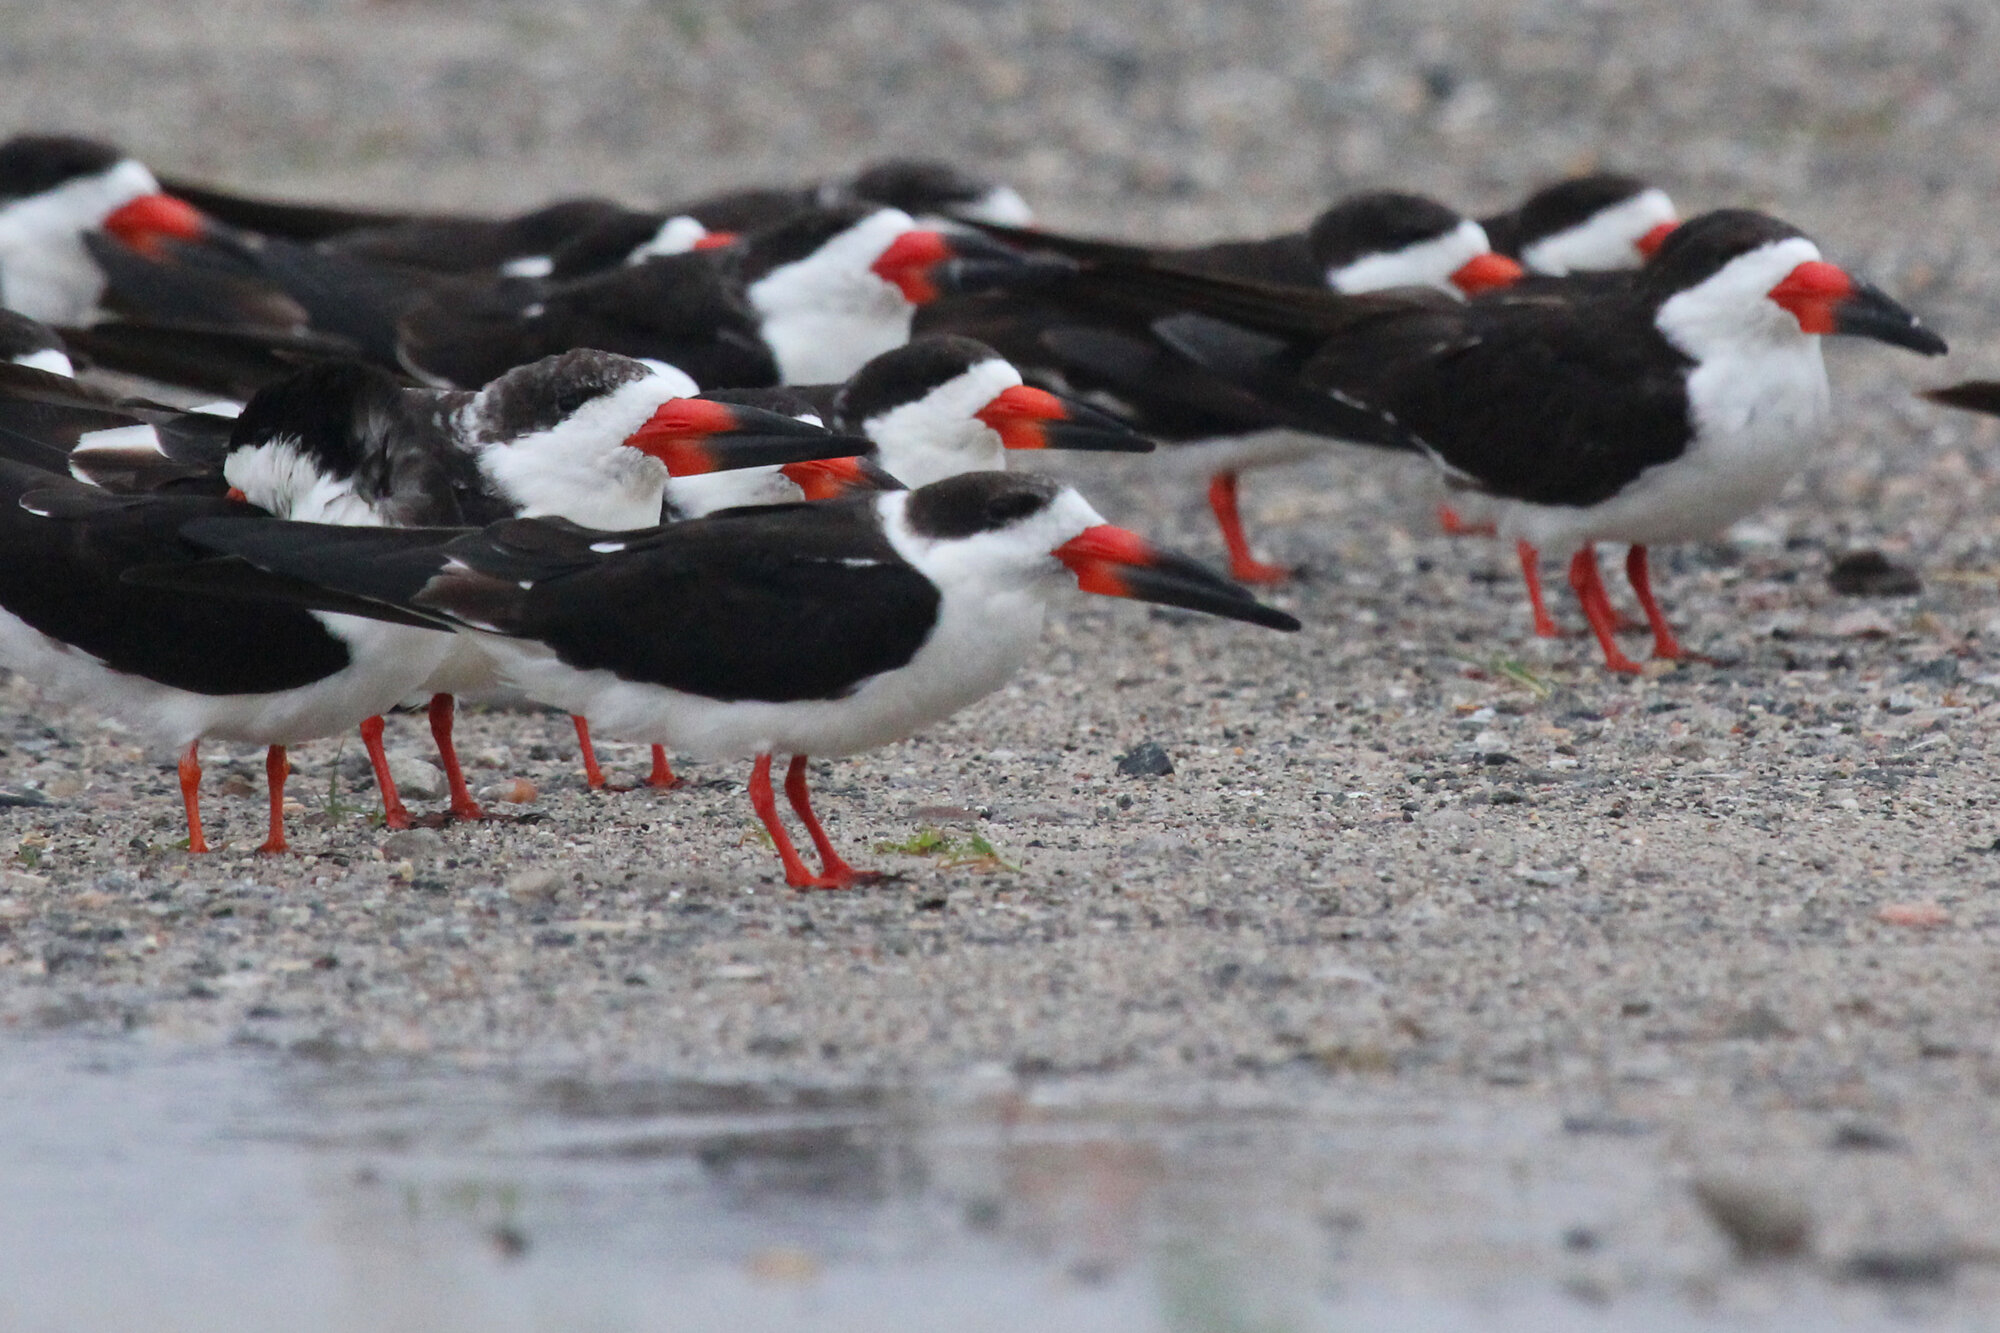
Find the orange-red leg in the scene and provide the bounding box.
[257,745,291,854]
[1517,539,1559,638]
[572,715,609,790]
[746,753,832,888]
[1624,545,1685,660]
[1568,546,1644,674]
[1207,472,1289,584]
[357,715,412,830]
[645,746,684,789]
[785,755,877,888]
[178,741,209,854]
[1437,503,1495,537]
[428,694,486,820]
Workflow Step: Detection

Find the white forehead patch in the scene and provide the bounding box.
[1522,188,1678,276]
[1329,218,1491,297]
[623,215,710,264]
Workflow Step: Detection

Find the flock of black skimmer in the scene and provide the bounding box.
[0,132,1975,886]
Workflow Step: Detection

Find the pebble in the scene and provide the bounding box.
[1115,742,1175,778]
[1691,1175,1813,1261]
[380,829,445,861]
[1827,550,1923,597]
[388,757,445,802]
[1876,901,1949,927]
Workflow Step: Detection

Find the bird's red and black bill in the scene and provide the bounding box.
[780,455,904,500]
[100,193,210,257]
[1768,261,1946,355]
[1053,524,1300,631]
[872,228,1072,304]
[974,383,1156,453]
[1449,252,1525,296]
[623,399,875,476]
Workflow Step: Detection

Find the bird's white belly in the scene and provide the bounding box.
[1498,345,1829,553]
[0,610,451,750]
[477,590,1047,759]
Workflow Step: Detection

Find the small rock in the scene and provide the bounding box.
[1829,609,1896,638]
[0,788,50,809]
[479,778,538,805]
[992,802,1084,825]
[1829,1122,1907,1153]
[1839,1247,1958,1287]
[506,869,563,901]
[1115,742,1174,778]
[1900,657,1961,685]
[712,963,767,982]
[1692,1174,1813,1261]
[1828,550,1921,597]
[380,828,444,861]
[387,756,444,801]
[1876,901,1949,928]
[1724,1002,1793,1040]
[746,1246,820,1284]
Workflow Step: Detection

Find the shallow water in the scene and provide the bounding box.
[0,1039,1974,1332]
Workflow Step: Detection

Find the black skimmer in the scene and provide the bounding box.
[968,190,1522,296]
[1441,175,1682,603]
[173,471,1297,887]
[668,335,1151,516]
[1156,209,1947,670]
[1481,173,1680,276]
[922,199,1520,581]
[0,452,452,853]
[666,158,1035,236]
[0,135,209,326]
[395,202,1042,392]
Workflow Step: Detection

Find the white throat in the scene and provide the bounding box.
[0,159,160,324]
[749,209,922,384]
[863,358,1020,486]
[467,370,697,529]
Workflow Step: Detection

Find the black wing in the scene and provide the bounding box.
[186,502,942,703]
[160,175,428,241]
[396,254,776,390]
[1298,289,1695,507]
[0,459,375,694]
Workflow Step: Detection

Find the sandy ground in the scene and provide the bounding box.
[5,0,2000,1320]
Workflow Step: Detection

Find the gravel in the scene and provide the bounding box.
[5,0,2000,1318]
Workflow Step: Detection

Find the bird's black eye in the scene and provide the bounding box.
[987,491,1045,524]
